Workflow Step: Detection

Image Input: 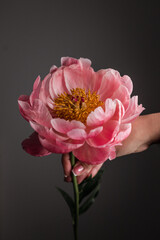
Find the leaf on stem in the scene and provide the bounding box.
[56,187,75,219]
[79,184,100,215]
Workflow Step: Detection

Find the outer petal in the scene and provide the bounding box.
[30,121,68,142]
[87,120,119,148]
[30,76,41,106]
[114,123,132,143]
[88,126,103,138]
[39,136,84,154]
[51,118,85,134]
[67,128,87,140]
[39,73,52,106]
[50,65,57,74]
[122,96,145,123]
[61,57,78,66]
[111,99,125,123]
[18,98,52,128]
[108,146,117,160]
[97,69,121,101]
[110,85,130,110]
[87,99,116,128]
[49,67,69,98]
[87,106,105,127]
[120,75,133,95]
[73,142,110,164]
[22,132,51,156]
[64,62,95,92]
[18,95,30,121]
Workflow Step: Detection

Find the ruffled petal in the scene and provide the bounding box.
[114,123,132,143]
[67,128,87,140]
[39,73,52,106]
[104,98,117,122]
[87,107,105,127]
[61,57,78,66]
[73,142,110,164]
[64,62,95,92]
[88,126,103,138]
[122,96,145,123]
[30,76,41,106]
[18,98,52,128]
[51,118,85,134]
[111,99,125,123]
[30,121,68,142]
[50,65,57,74]
[110,85,130,110]
[39,136,84,154]
[22,132,51,156]
[49,68,69,98]
[18,95,30,121]
[87,120,119,148]
[97,69,121,101]
[120,75,133,95]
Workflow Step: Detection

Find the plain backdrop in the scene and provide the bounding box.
[0,0,160,239]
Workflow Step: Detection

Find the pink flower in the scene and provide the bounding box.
[18,57,144,164]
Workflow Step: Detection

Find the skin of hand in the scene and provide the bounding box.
[61,113,160,184]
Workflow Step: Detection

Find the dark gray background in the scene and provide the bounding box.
[0,0,160,239]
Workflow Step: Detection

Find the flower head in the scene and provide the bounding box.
[18,57,144,164]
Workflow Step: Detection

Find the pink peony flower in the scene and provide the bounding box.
[18,57,144,164]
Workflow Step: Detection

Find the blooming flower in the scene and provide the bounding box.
[18,57,144,164]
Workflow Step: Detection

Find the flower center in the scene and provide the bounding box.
[52,88,103,123]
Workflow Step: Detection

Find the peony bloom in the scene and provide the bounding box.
[18,57,144,164]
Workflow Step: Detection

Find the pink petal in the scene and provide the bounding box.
[61,57,78,66]
[39,136,84,154]
[22,132,51,156]
[114,123,132,143]
[108,146,116,160]
[30,121,68,142]
[18,96,31,121]
[49,68,69,98]
[51,118,85,134]
[73,142,110,164]
[50,65,57,74]
[120,75,133,95]
[19,98,52,128]
[88,126,103,138]
[87,120,119,148]
[30,76,41,106]
[112,99,125,123]
[104,98,117,122]
[64,63,95,92]
[97,69,121,101]
[39,73,52,106]
[33,75,41,90]
[110,85,130,110]
[87,107,105,127]
[122,96,145,123]
[67,128,87,140]
[79,58,91,68]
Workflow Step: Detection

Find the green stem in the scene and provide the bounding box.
[70,152,79,240]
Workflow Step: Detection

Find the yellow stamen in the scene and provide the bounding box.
[52,88,103,123]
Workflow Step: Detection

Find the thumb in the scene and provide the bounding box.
[72,161,93,176]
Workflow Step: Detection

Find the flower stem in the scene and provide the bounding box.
[70,152,79,240]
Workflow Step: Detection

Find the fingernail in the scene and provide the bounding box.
[72,164,84,176]
[64,175,68,178]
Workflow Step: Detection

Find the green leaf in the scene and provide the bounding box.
[79,168,104,203]
[79,184,100,215]
[56,187,75,219]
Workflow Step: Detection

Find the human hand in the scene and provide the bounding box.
[61,113,160,184]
